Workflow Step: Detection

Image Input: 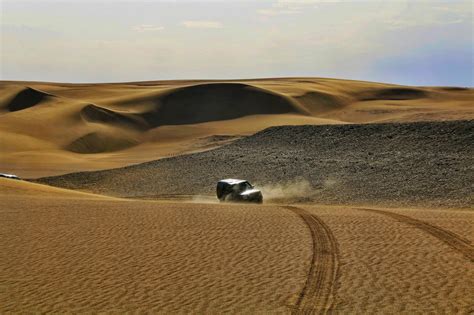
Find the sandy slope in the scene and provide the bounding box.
[1,180,472,313]
[1,78,472,177]
[0,178,117,200]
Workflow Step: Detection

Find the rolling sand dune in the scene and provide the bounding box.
[1,78,473,177]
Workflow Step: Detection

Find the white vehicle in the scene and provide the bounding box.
[216,179,263,203]
[0,173,20,180]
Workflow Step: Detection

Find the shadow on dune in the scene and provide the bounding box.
[357,88,428,101]
[65,132,139,154]
[80,104,146,130]
[140,83,308,127]
[5,87,55,112]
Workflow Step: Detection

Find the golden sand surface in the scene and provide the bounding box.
[1,78,472,178]
[1,181,311,313]
[1,181,472,313]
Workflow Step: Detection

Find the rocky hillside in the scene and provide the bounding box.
[37,120,473,208]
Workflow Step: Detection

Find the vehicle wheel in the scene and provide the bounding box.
[224,194,235,202]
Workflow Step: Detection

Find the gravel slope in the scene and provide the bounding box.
[37,120,473,207]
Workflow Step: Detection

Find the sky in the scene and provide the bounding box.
[0,0,472,86]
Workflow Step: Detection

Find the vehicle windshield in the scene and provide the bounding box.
[235,182,252,192]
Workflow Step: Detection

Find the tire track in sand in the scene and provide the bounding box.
[282,206,339,315]
[357,208,474,262]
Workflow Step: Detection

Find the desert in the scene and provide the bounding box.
[1,0,473,312]
[1,77,473,313]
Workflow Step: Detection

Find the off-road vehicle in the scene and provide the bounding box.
[216,179,263,203]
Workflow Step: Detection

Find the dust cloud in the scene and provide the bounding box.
[191,195,218,204]
[258,179,312,203]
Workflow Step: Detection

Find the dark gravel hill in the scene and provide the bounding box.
[37,120,473,208]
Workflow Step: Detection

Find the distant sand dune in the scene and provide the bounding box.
[294,90,347,115]
[145,83,309,126]
[0,78,472,177]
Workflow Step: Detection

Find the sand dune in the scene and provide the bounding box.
[1,78,472,177]
[143,83,308,127]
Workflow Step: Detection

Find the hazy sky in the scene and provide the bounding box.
[1,0,472,85]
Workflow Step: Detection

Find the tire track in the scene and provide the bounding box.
[282,206,339,315]
[357,207,474,262]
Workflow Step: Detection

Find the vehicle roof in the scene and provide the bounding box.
[218,178,248,185]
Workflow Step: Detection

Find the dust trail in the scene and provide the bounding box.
[190,195,219,204]
[258,178,338,203]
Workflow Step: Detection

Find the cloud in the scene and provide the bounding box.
[275,0,320,5]
[384,6,469,30]
[1,24,62,38]
[258,0,322,17]
[386,18,464,30]
[257,8,300,16]
[132,24,164,32]
[181,20,223,29]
